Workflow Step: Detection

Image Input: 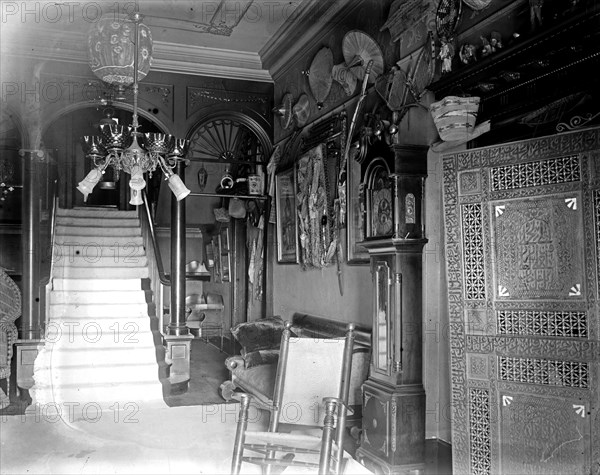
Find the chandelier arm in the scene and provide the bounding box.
[157,155,175,177]
[92,152,116,172]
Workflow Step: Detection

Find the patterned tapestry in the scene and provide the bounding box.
[442,127,599,474]
[296,144,336,269]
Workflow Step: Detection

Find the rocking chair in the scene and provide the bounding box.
[231,321,356,475]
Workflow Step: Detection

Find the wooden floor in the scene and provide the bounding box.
[165,337,234,407]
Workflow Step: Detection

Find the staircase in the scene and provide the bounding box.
[31,207,169,417]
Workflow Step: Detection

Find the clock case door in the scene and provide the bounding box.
[360,140,427,241]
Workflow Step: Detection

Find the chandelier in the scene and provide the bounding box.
[77,11,190,205]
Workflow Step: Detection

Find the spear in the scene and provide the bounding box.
[334,59,373,296]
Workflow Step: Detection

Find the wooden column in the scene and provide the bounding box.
[164,161,192,392]
[167,161,188,336]
[19,149,43,340]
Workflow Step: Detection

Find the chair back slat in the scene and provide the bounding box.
[278,337,346,426]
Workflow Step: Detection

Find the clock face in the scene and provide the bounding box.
[372,187,393,236]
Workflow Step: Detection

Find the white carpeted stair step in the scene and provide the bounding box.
[53,255,148,267]
[43,330,159,349]
[55,225,142,237]
[40,346,161,365]
[53,241,145,261]
[49,303,149,319]
[50,290,148,305]
[32,381,165,405]
[56,216,141,227]
[55,235,144,246]
[46,315,154,328]
[42,362,163,384]
[56,207,137,218]
[53,278,144,292]
[53,266,149,279]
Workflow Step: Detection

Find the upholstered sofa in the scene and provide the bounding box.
[220,313,371,422]
[0,268,20,409]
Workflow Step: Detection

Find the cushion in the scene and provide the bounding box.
[230,316,286,355]
[230,360,278,403]
[243,349,279,369]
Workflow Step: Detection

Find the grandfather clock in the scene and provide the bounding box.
[355,142,428,475]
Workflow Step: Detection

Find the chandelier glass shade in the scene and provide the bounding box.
[79,11,190,205]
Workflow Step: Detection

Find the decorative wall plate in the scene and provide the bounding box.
[342,30,384,83]
[436,0,462,40]
[308,47,334,109]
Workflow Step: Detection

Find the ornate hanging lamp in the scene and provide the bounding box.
[78,10,190,205]
[88,14,153,99]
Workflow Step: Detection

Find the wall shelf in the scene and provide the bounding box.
[428,0,600,145]
[188,192,268,200]
[165,273,211,281]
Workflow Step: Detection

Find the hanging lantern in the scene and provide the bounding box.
[88,15,153,87]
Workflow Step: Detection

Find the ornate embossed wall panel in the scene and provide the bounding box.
[443,127,600,475]
[499,393,589,475]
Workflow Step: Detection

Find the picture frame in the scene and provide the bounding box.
[346,152,370,264]
[275,166,299,263]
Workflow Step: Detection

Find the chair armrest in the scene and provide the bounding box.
[225,355,244,370]
[322,396,354,416]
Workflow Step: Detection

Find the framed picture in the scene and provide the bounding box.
[275,167,299,263]
[346,151,369,264]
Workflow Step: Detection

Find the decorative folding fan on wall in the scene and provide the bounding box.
[292,94,310,127]
[343,30,385,82]
[307,47,334,110]
[332,30,384,96]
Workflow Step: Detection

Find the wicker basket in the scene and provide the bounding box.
[430,96,480,141]
[463,0,492,11]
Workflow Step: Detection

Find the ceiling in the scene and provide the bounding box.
[0,0,310,81]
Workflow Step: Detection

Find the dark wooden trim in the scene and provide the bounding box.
[291,313,371,347]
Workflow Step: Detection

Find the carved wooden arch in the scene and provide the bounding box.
[186,110,273,165]
[0,104,28,149]
[40,101,171,139]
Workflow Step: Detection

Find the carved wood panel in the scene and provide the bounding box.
[442,127,600,474]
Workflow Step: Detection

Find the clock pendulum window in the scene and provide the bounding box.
[355,143,428,474]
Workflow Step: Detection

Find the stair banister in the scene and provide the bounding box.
[140,190,170,334]
[42,178,59,331]
[140,190,169,286]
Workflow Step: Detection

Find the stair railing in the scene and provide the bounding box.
[41,178,58,332]
[139,190,170,334]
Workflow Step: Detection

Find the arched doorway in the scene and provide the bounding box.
[184,111,272,330]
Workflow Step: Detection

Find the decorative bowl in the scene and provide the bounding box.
[99,123,132,150]
[144,133,173,153]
